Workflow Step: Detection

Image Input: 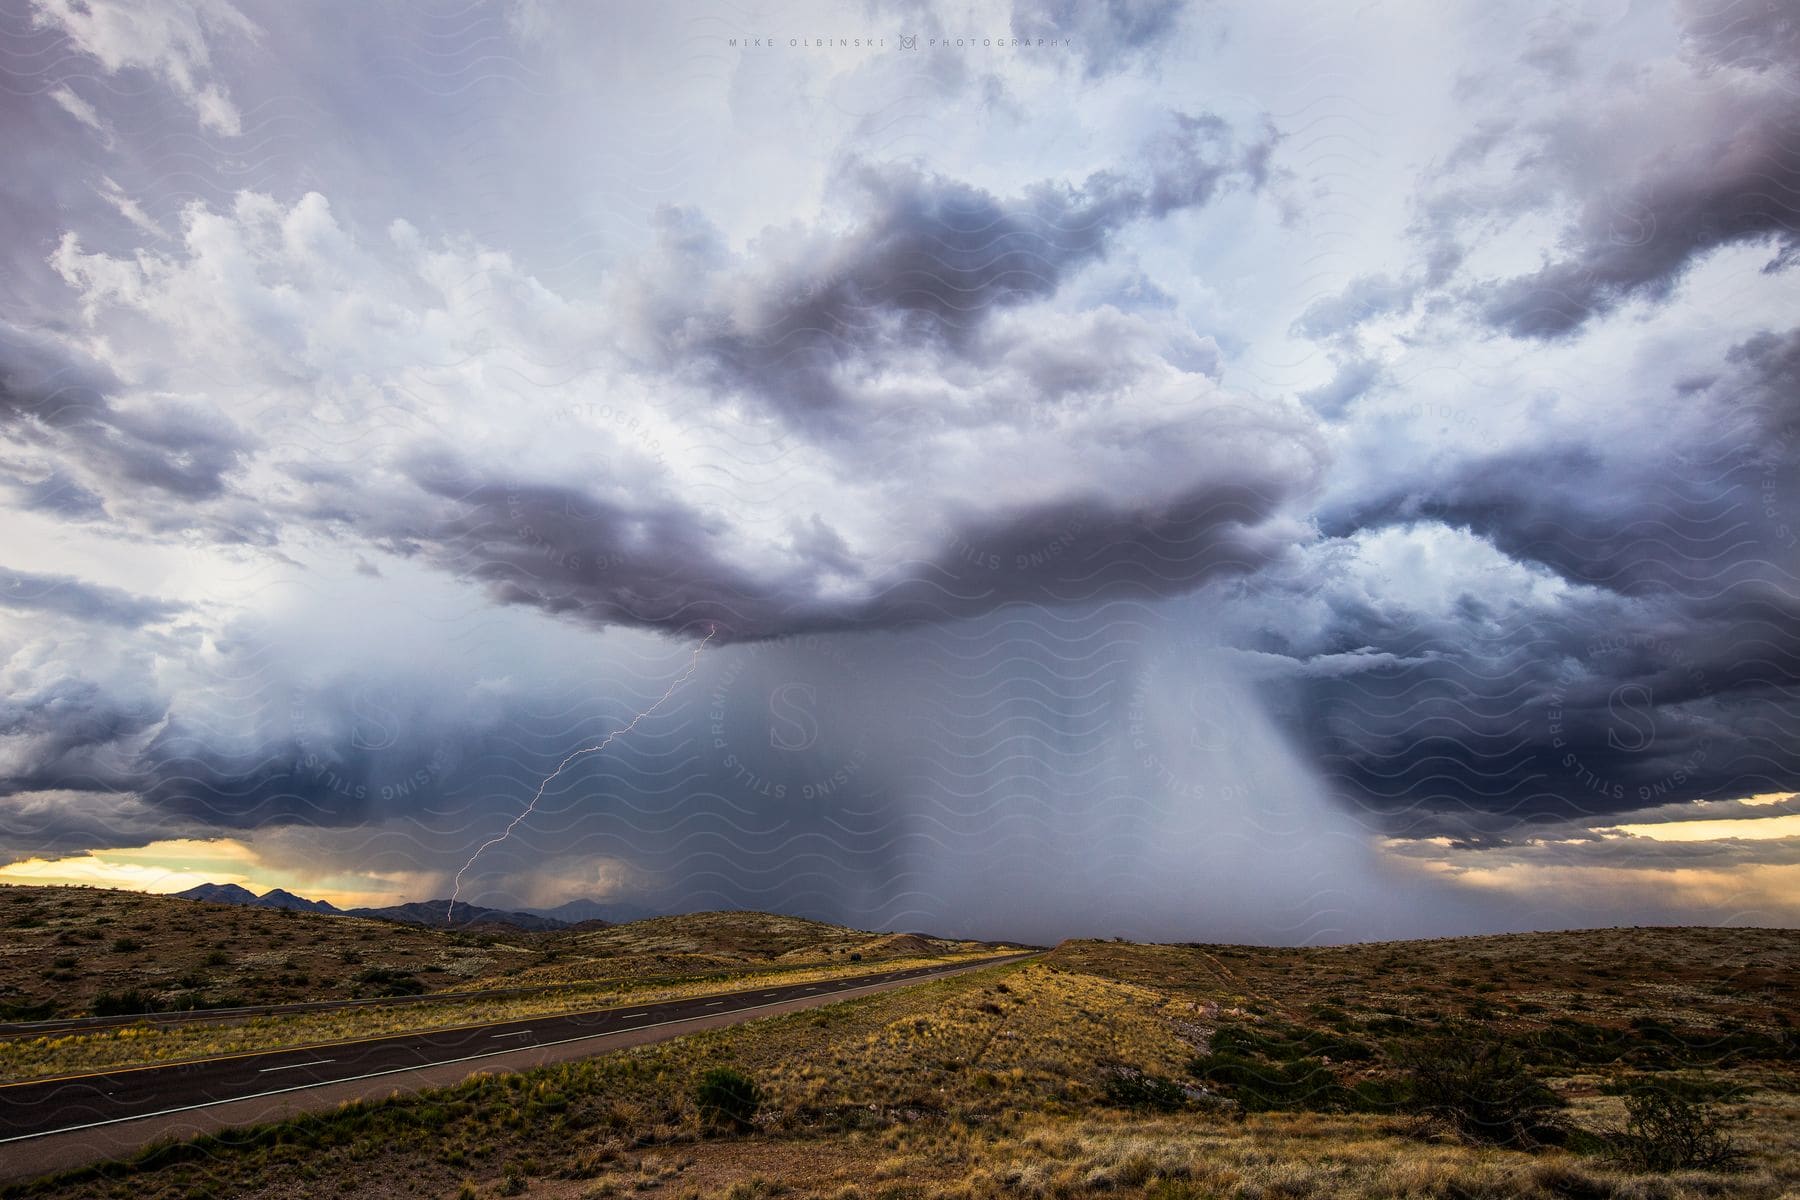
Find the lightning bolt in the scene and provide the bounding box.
[447,624,716,925]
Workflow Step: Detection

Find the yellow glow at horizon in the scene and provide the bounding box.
[1607,814,1800,843]
[1437,860,1800,913]
[0,839,419,908]
[1737,792,1796,807]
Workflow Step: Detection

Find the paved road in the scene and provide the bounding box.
[0,948,1037,1039]
[0,980,625,1039]
[0,954,1034,1180]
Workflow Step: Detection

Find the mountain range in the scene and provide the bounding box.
[171,883,658,931]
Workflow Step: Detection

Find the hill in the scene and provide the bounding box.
[171,881,576,930]
[173,882,340,914]
[526,896,661,924]
[0,884,537,1017]
[10,924,1796,1200]
[508,908,1014,988]
[0,886,1009,1021]
[344,899,569,932]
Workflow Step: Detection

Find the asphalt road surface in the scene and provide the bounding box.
[0,978,643,1038]
[0,953,1034,1181]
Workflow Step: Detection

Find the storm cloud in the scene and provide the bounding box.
[1,0,1797,939]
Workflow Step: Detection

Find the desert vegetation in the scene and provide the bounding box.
[0,885,537,1017]
[4,924,1795,1199]
[0,887,1014,1081]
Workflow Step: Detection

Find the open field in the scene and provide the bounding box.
[0,950,1012,1082]
[6,925,1796,1199]
[0,887,1007,1025]
[0,886,537,1017]
[0,887,1024,1080]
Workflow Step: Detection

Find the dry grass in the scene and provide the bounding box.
[7,928,1797,1200]
[0,950,1004,1082]
[0,886,1014,1080]
[0,885,538,1017]
[506,911,1016,990]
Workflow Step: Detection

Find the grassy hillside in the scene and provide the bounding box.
[507,910,1009,989]
[0,888,1010,1022]
[1051,927,1799,1050]
[0,888,1014,1081]
[0,885,537,1017]
[9,926,1796,1200]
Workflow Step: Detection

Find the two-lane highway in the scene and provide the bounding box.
[0,954,1035,1181]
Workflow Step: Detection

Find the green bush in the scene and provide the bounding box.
[1605,1085,1741,1172]
[0,1000,58,1020]
[1190,1050,1350,1112]
[1101,1069,1189,1111]
[92,989,161,1016]
[1598,1074,1739,1102]
[1395,1034,1565,1147]
[1211,1020,1376,1063]
[694,1066,762,1129]
[353,967,425,996]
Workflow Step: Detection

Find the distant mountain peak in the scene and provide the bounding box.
[169,881,658,932]
[173,882,261,905]
[256,888,339,914]
[345,899,569,931]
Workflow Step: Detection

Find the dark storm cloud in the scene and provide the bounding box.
[366,439,1316,643]
[861,477,1305,629]
[635,117,1273,429]
[1679,0,1800,73]
[1,648,470,840]
[8,0,1799,937]
[0,788,210,861]
[0,677,164,798]
[0,320,256,515]
[394,463,782,638]
[1256,329,1800,839]
[1267,587,1787,841]
[0,319,114,423]
[0,566,183,627]
[1450,4,1800,339]
[1328,329,1798,599]
[1267,4,1800,843]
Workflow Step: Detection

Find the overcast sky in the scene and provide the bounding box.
[1,0,1797,943]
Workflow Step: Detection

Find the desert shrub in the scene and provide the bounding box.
[0,1000,58,1020]
[1210,1020,1376,1064]
[109,937,142,953]
[1348,1075,1414,1113]
[1101,1068,1188,1111]
[1396,1033,1565,1147]
[1190,1049,1349,1112]
[1605,1084,1742,1171]
[91,989,161,1016]
[694,1067,762,1129]
[353,967,425,996]
[1188,1020,1377,1112]
[1530,1018,1791,1071]
[1598,1074,1740,1102]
